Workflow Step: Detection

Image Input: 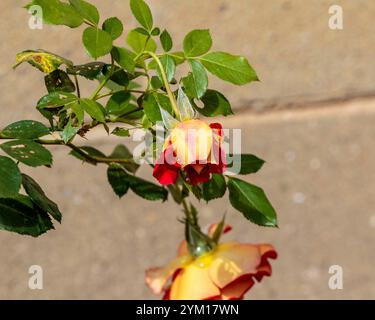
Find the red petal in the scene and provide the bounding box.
[208,224,232,237]
[184,164,211,184]
[153,145,180,185]
[162,288,171,300]
[209,123,223,137]
[153,163,179,185]
[209,128,227,172]
[208,162,225,174]
[220,274,255,300]
[253,247,278,282]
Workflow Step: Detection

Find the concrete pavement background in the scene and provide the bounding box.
[0,0,374,299]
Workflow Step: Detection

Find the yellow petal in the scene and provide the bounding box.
[170,119,213,166]
[169,263,220,300]
[145,255,191,294]
[208,243,264,289]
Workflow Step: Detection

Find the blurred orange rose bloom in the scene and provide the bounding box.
[146,226,277,300]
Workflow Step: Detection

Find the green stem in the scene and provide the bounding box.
[95,89,147,101]
[108,118,140,126]
[90,75,111,100]
[83,20,96,28]
[90,55,115,100]
[181,197,190,215]
[33,138,134,164]
[134,35,151,62]
[65,142,132,164]
[168,183,195,224]
[143,51,180,118]
[144,64,151,92]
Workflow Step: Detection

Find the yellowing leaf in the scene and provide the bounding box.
[13,50,73,74]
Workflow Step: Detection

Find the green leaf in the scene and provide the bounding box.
[199,52,258,85]
[26,0,83,28]
[0,156,22,198]
[227,154,265,175]
[82,27,113,59]
[150,76,163,89]
[195,89,232,117]
[0,140,53,167]
[102,65,130,87]
[69,146,105,165]
[183,59,208,99]
[0,198,54,237]
[97,75,123,92]
[116,105,143,119]
[80,99,106,122]
[1,120,49,139]
[12,194,34,208]
[102,17,124,40]
[168,52,185,65]
[107,164,130,198]
[202,174,226,202]
[127,81,142,90]
[45,69,76,93]
[130,0,153,31]
[128,175,168,201]
[61,118,79,143]
[111,127,130,137]
[183,29,212,57]
[158,55,176,83]
[151,27,160,36]
[22,174,62,223]
[108,156,164,201]
[37,108,56,126]
[160,29,173,52]
[109,144,139,173]
[108,162,166,201]
[154,93,173,113]
[227,177,277,227]
[133,27,149,36]
[143,93,172,123]
[143,94,162,123]
[211,215,226,244]
[37,92,77,109]
[143,94,160,122]
[69,0,99,25]
[106,92,131,116]
[126,29,156,53]
[112,47,136,73]
[69,102,85,125]
[14,50,73,74]
[105,90,138,116]
[67,62,106,79]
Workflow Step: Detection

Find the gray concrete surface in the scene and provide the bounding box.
[0,98,375,299]
[0,0,374,299]
[0,0,374,117]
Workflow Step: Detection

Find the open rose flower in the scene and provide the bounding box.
[146,225,277,300]
[153,89,226,185]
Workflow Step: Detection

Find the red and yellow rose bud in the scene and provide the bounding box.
[146,226,277,300]
[153,119,226,185]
